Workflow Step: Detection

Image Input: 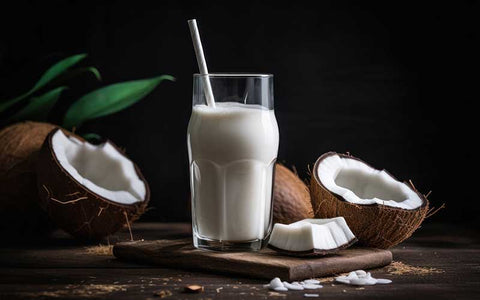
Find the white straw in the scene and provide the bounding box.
[188,19,215,107]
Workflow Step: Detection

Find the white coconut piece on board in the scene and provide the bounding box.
[268,217,357,256]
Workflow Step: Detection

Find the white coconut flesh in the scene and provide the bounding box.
[51,130,146,205]
[268,217,356,252]
[317,154,423,210]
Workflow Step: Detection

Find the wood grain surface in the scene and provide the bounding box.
[113,238,392,280]
[0,223,479,300]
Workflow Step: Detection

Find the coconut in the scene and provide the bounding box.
[310,152,429,249]
[0,121,57,237]
[268,217,357,256]
[273,164,314,224]
[36,128,150,240]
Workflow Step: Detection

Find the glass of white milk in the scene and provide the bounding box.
[187,73,279,251]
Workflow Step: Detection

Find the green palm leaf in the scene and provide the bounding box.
[49,66,102,85]
[0,54,86,112]
[9,86,68,121]
[63,75,174,129]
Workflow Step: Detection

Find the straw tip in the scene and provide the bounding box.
[188,19,197,24]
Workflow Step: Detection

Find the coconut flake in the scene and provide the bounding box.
[303,284,323,290]
[269,278,283,289]
[349,278,376,286]
[283,282,304,291]
[335,270,392,286]
[266,278,323,292]
[304,279,321,285]
[375,279,393,284]
[354,270,367,277]
[317,154,423,209]
[334,276,350,284]
[347,272,358,279]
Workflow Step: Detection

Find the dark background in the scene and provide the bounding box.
[1,1,477,225]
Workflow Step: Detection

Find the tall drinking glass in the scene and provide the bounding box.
[187,73,279,251]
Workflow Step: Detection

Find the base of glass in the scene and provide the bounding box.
[193,234,268,252]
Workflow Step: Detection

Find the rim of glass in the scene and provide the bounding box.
[193,72,273,78]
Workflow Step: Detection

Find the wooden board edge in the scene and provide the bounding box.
[113,243,290,280]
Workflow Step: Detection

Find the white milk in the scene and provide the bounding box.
[187,102,279,241]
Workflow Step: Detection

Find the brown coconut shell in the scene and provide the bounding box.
[310,152,429,249]
[36,128,150,240]
[273,163,314,224]
[0,121,57,237]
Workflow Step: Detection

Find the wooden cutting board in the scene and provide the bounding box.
[113,239,392,281]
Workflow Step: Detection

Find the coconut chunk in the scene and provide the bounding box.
[283,282,304,290]
[52,130,146,204]
[268,217,356,256]
[335,270,392,286]
[317,154,422,210]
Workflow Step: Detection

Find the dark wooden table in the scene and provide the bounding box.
[0,222,478,299]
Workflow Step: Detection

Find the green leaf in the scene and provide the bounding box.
[0,54,87,112]
[63,75,175,129]
[49,66,102,86]
[82,67,102,81]
[9,86,68,122]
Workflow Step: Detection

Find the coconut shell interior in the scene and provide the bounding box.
[310,152,429,249]
[36,129,150,240]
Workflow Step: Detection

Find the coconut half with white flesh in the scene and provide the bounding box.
[310,152,429,248]
[268,217,357,256]
[36,129,150,240]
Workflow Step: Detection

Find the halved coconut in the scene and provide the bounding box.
[273,164,314,224]
[268,217,357,256]
[36,129,150,240]
[310,152,429,248]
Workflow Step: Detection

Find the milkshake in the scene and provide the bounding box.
[188,74,278,251]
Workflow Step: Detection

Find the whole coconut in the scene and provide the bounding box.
[0,121,57,237]
[273,163,314,224]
